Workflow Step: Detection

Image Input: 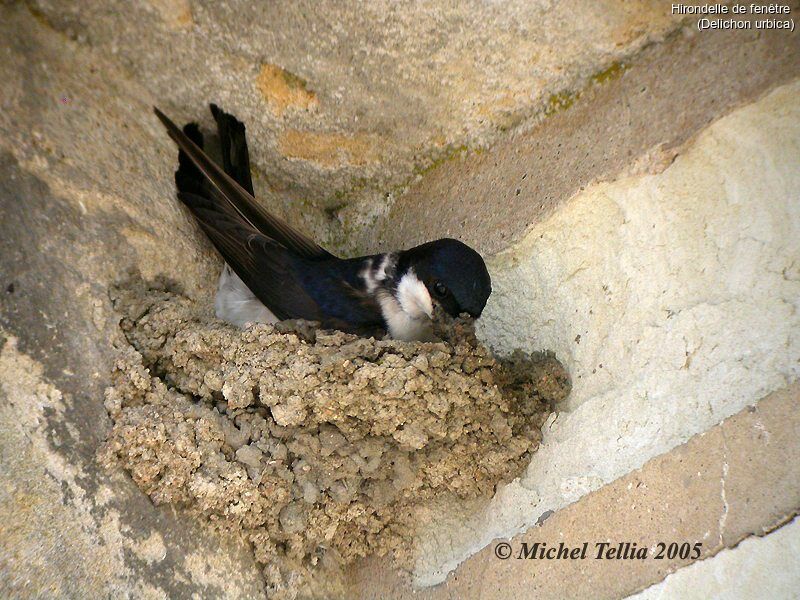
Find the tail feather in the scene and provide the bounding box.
[174,122,208,198]
[153,105,332,260]
[210,103,254,196]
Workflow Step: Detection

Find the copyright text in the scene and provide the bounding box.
[493,541,703,561]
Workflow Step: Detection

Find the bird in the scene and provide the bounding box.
[153,104,491,341]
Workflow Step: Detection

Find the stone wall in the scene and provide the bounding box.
[1,1,798,598]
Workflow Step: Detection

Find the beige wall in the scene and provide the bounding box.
[344,80,800,596]
[1,1,798,597]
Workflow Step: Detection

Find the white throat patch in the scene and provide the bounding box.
[377,268,434,341]
[396,269,433,320]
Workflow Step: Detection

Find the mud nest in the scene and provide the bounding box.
[99,279,569,598]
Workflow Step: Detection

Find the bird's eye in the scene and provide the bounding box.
[433,281,448,298]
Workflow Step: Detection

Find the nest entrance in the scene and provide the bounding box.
[100,280,569,598]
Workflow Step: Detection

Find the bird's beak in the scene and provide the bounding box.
[430,301,445,321]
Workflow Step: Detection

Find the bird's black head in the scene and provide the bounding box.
[399,238,492,318]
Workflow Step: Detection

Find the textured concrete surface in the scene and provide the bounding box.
[407,78,800,586]
[630,517,800,600]
[346,384,800,598]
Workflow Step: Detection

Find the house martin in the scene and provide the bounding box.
[153,105,491,341]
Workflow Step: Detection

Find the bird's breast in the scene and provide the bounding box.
[215,264,278,327]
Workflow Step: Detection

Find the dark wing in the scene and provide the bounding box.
[153,106,333,260]
[289,257,387,332]
[153,106,386,331]
[177,191,324,321]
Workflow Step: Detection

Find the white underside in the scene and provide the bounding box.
[215,264,278,327]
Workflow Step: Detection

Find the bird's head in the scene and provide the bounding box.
[399,238,492,319]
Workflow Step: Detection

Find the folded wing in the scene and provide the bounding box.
[154,106,329,321]
[154,106,333,260]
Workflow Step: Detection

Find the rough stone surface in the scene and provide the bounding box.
[99,281,565,597]
[346,383,800,598]
[0,333,267,599]
[1,5,262,595]
[23,0,685,247]
[362,19,800,255]
[1,0,798,596]
[406,79,800,586]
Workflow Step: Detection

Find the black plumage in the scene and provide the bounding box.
[154,105,492,339]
